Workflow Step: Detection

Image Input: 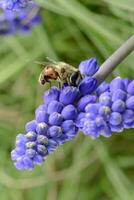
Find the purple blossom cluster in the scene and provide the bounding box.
[0,0,32,10]
[0,3,41,35]
[11,58,99,170]
[11,57,134,170]
[79,78,134,138]
[11,86,80,170]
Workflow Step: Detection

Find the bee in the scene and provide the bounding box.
[36,58,82,87]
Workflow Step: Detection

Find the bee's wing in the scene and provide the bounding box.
[34,61,49,66]
[46,57,58,64]
[34,58,58,66]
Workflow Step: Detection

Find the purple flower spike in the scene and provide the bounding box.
[11,57,134,171]
[0,3,41,35]
[79,57,99,76]
[0,0,31,10]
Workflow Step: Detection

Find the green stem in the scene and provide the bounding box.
[93,35,134,85]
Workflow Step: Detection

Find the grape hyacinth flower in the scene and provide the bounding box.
[11,86,80,170]
[0,0,32,10]
[80,77,134,138]
[11,53,134,170]
[0,3,41,35]
[11,58,100,170]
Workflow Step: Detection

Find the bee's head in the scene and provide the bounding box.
[43,66,59,79]
[39,72,50,85]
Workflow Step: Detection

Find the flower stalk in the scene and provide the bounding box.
[94,35,134,85]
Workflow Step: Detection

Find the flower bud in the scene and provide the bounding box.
[98,106,111,118]
[48,126,62,137]
[110,77,125,93]
[79,77,97,95]
[96,82,109,96]
[49,112,63,125]
[75,112,86,128]
[25,141,36,149]
[37,135,49,145]
[61,104,77,120]
[110,124,124,133]
[83,120,99,138]
[126,96,134,110]
[59,86,79,105]
[62,120,76,133]
[37,145,48,156]
[85,103,99,114]
[47,100,63,114]
[35,104,47,115]
[43,87,60,104]
[99,92,112,106]
[47,139,58,153]
[36,111,49,123]
[33,155,44,165]
[11,150,19,161]
[25,120,37,132]
[77,95,97,111]
[123,109,134,123]
[109,112,122,126]
[127,80,134,95]
[123,78,131,89]
[36,122,48,135]
[112,89,127,101]
[23,156,34,169]
[112,100,125,113]
[26,149,36,158]
[79,57,99,76]
[25,131,37,141]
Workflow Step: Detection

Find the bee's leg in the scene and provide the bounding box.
[66,77,71,86]
[49,82,51,88]
[57,77,62,88]
[58,82,61,88]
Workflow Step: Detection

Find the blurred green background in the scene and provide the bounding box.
[0,0,134,199]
